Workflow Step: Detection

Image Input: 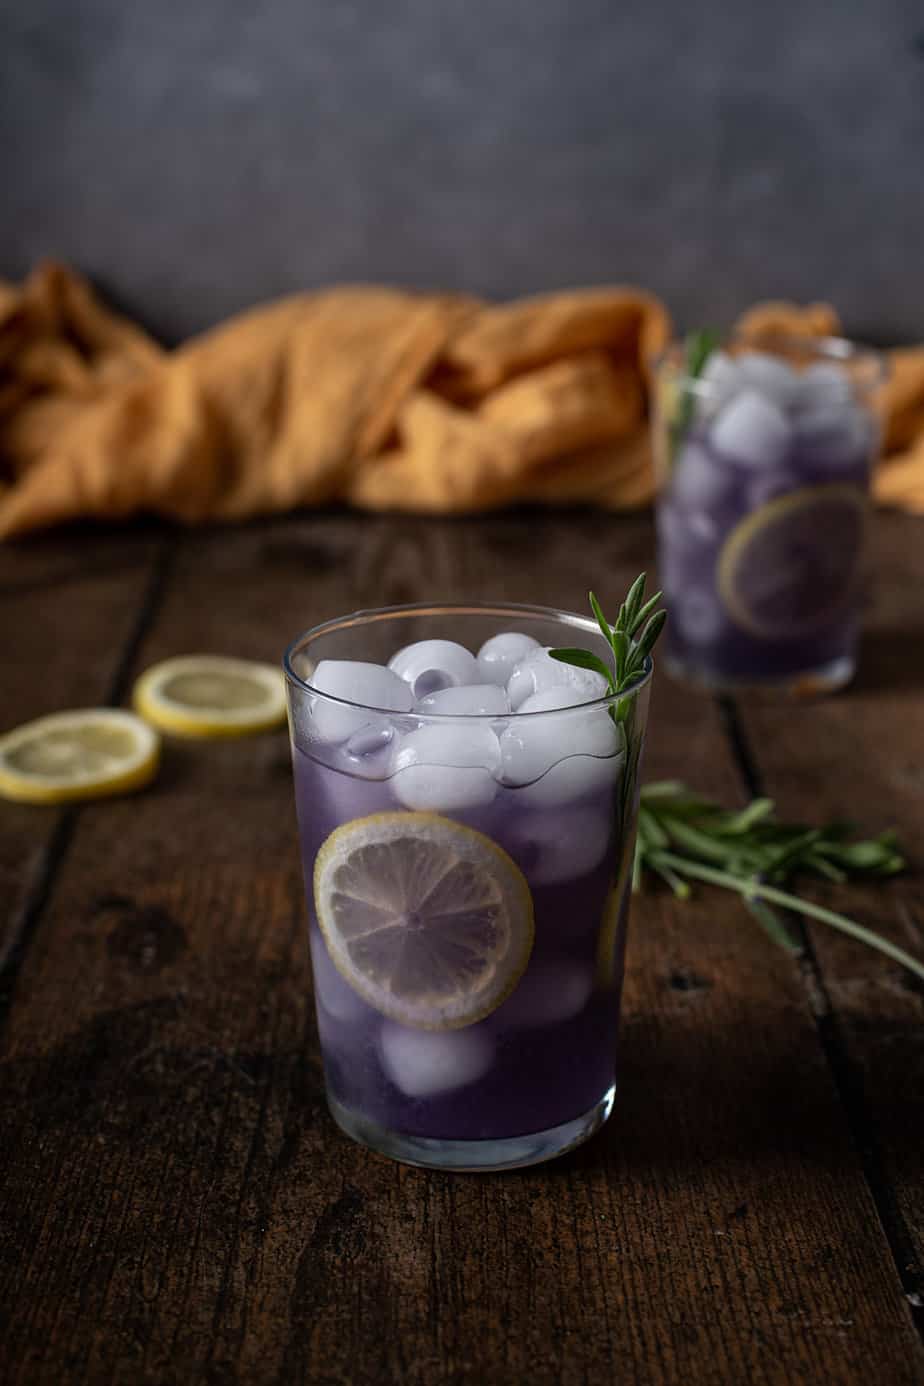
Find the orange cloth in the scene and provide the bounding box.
[0,263,921,539]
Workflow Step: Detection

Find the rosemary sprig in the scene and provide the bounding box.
[637,780,922,983]
[548,575,665,725]
[549,583,923,985]
[668,325,719,463]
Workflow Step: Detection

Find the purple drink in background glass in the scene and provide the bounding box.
[284,605,652,1171]
[653,336,886,692]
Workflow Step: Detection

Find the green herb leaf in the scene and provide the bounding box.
[635,781,921,984]
[743,898,803,957]
[547,648,614,685]
[669,326,720,463]
[588,591,614,649]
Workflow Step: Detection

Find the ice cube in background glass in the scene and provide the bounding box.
[379,1022,494,1098]
[670,588,724,646]
[793,402,871,469]
[415,684,509,716]
[310,660,413,742]
[505,805,611,884]
[507,647,608,710]
[476,632,541,687]
[494,961,593,1028]
[735,351,800,408]
[698,350,741,417]
[499,687,622,807]
[747,470,800,511]
[310,930,368,1026]
[798,361,852,405]
[672,441,736,511]
[391,723,501,810]
[388,640,479,699]
[710,389,791,469]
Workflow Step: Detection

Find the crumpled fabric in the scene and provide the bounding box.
[0,262,919,539]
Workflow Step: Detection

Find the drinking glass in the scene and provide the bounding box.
[652,335,886,692]
[284,603,651,1170]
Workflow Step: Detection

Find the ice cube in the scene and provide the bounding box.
[698,351,742,417]
[379,1022,494,1097]
[415,684,509,716]
[339,723,396,779]
[747,470,799,511]
[670,588,724,645]
[710,389,791,470]
[797,361,852,407]
[504,804,611,884]
[388,640,479,699]
[391,723,501,811]
[310,929,368,1026]
[494,961,593,1028]
[309,660,413,743]
[476,631,541,687]
[507,646,609,711]
[671,441,736,512]
[792,402,872,468]
[500,687,623,807]
[735,351,800,408]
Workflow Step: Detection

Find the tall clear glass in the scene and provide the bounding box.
[652,335,886,693]
[284,603,651,1171]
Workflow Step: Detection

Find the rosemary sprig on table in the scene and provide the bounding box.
[549,579,923,984]
[636,781,921,982]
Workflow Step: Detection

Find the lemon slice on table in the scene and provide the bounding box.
[133,655,286,738]
[717,484,867,641]
[0,709,160,805]
[314,812,535,1031]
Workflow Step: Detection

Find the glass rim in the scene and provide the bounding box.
[282,601,652,722]
[653,332,888,397]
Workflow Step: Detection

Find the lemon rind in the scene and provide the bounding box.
[717,483,866,640]
[133,656,287,739]
[0,709,161,805]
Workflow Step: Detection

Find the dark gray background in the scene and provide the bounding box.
[2,0,923,345]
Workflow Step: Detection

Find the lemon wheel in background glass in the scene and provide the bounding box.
[313,811,535,1031]
[717,484,867,640]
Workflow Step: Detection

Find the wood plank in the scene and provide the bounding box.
[0,512,921,1384]
[0,529,165,975]
[734,509,924,1315]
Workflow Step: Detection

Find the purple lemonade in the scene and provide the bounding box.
[284,604,652,1171]
[653,337,885,692]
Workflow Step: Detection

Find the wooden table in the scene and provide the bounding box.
[1,509,922,1385]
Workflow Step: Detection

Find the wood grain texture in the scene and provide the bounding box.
[0,531,164,979]
[0,512,922,1385]
[734,509,924,1316]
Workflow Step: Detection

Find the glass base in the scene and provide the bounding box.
[663,652,855,697]
[327,1085,616,1172]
